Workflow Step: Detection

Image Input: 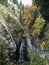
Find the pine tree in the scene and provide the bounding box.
[19,1,24,25]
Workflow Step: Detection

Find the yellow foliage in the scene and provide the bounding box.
[40,41,46,48]
[33,17,45,35]
[23,5,38,28]
[34,18,45,28]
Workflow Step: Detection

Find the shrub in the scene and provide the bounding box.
[0,42,11,65]
[30,53,49,65]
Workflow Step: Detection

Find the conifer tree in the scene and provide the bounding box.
[33,0,49,22]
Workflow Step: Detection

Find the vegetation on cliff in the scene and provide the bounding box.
[0,0,49,65]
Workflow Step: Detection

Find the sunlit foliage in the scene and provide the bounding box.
[33,17,45,35]
[23,5,38,28]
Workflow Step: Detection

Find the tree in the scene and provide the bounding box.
[0,42,11,65]
[23,4,46,38]
[19,1,24,25]
[33,0,49,22]
[33,17,45,35]
[0,0,8,6]
[13,0,18,5]
[23,5,38,29]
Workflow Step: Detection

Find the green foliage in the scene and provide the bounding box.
[33,0,49,22]
[33,17,46,35]
[45,40,49,53]
[30,53,49,65]
[23,5,38,28]
[22,27,28,35]
[0,42,11,65]
[19,1,24,25]
[0,2,49,65]
[13,0,18,5]
[0,0,8,6]
[20,62,29,65]
[30,54,42,65]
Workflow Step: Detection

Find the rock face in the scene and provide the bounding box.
[0,3,23,61]
[0,22,16,52]
[0,4,19,60]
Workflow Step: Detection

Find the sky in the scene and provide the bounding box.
[18,0,32,6]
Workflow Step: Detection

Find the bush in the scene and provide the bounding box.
[0,0,8,6]
[33,17,45,35]
[20,62,29,65]
[0,42,11,65]
[30,53,49,65]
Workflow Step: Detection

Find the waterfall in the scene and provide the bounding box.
[0,23,16,52]
[18,37,26,62]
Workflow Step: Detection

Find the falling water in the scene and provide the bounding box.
[18,37,26,62]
